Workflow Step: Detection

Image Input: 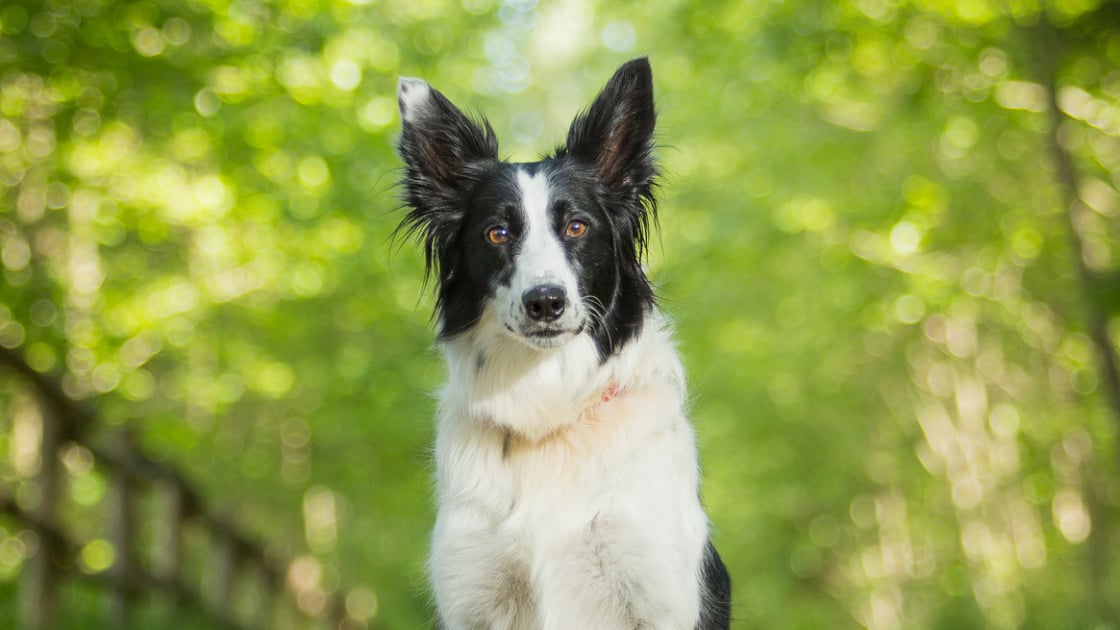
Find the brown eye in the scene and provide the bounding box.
[565,220,588,238]
[486,225,510,244]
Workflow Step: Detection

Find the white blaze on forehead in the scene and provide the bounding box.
[517,169,551,233]
[514,169,571,287]
[397,77,433,123]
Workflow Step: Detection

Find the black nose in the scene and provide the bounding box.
[523,284,567,322]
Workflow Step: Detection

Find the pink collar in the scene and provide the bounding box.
[597,382,622,405]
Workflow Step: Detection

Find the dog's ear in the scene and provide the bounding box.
[565,57,656,195]
[397,79,498,278]
[397,77,499,200]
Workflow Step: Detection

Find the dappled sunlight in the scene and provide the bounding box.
[2,0,1120,627]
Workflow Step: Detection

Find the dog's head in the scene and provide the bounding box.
[396,58,657,359]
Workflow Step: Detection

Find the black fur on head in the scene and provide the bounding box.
[396,58,659,359]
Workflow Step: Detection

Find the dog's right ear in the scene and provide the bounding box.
[397,78,499,199]
[397,79,498,282]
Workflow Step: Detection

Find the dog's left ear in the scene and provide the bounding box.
[565,57,656,195]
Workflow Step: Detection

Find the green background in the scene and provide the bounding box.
[3,0,1120,627]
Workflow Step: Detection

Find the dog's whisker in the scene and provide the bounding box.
[581,295,613,349]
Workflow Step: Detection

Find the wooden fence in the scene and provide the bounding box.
[0,346,359,629]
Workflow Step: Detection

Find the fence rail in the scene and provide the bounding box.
[0,345,356,629]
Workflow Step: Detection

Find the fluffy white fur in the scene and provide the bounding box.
[430,304,710,629]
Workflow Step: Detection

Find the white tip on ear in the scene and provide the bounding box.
[398,77,433,124]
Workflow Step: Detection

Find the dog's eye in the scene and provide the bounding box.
[565,220,588,239]
[486,226,510,245]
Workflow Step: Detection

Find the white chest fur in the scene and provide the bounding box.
[429,313,710,630]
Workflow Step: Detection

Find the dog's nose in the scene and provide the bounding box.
[523,284,567,322]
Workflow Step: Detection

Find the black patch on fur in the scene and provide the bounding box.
[696,540,732,630]
[397,58,658,358]
[396,80,502,335]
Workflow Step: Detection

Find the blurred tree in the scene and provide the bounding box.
[2,0,1119,628]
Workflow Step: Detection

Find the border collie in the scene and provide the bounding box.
[396,57,731,630]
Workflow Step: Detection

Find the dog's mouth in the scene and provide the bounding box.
[507,323,584,348]
[526,328,565,338]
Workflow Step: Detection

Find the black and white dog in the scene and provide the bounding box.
[396,58,731,630]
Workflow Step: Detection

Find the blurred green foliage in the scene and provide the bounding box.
[2,0,1120,628]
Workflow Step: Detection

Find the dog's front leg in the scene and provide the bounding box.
[430,513,537,630]
[533,510,704,630]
